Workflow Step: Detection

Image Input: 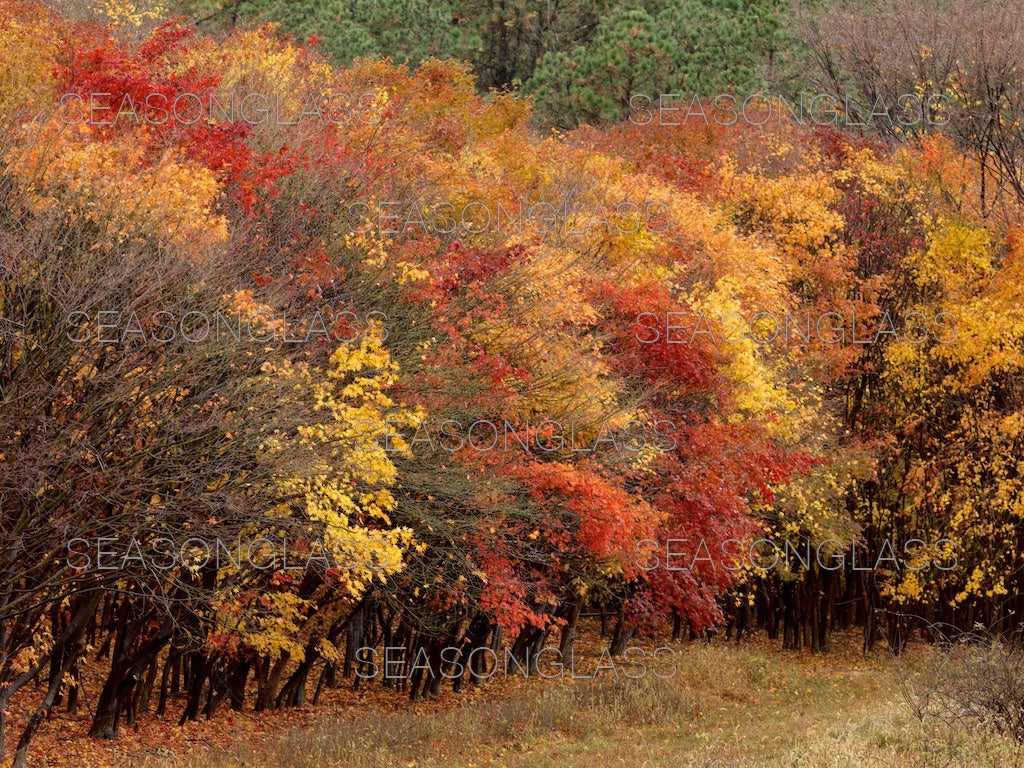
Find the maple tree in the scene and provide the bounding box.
[1,1,1023,764]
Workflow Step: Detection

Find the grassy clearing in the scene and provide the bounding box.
[131,632,1024,768]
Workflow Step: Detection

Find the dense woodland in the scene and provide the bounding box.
[1,0,1024,766]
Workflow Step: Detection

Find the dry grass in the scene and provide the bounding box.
[122,633,1024,768]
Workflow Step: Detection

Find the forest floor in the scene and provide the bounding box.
[13,627,1024,768]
